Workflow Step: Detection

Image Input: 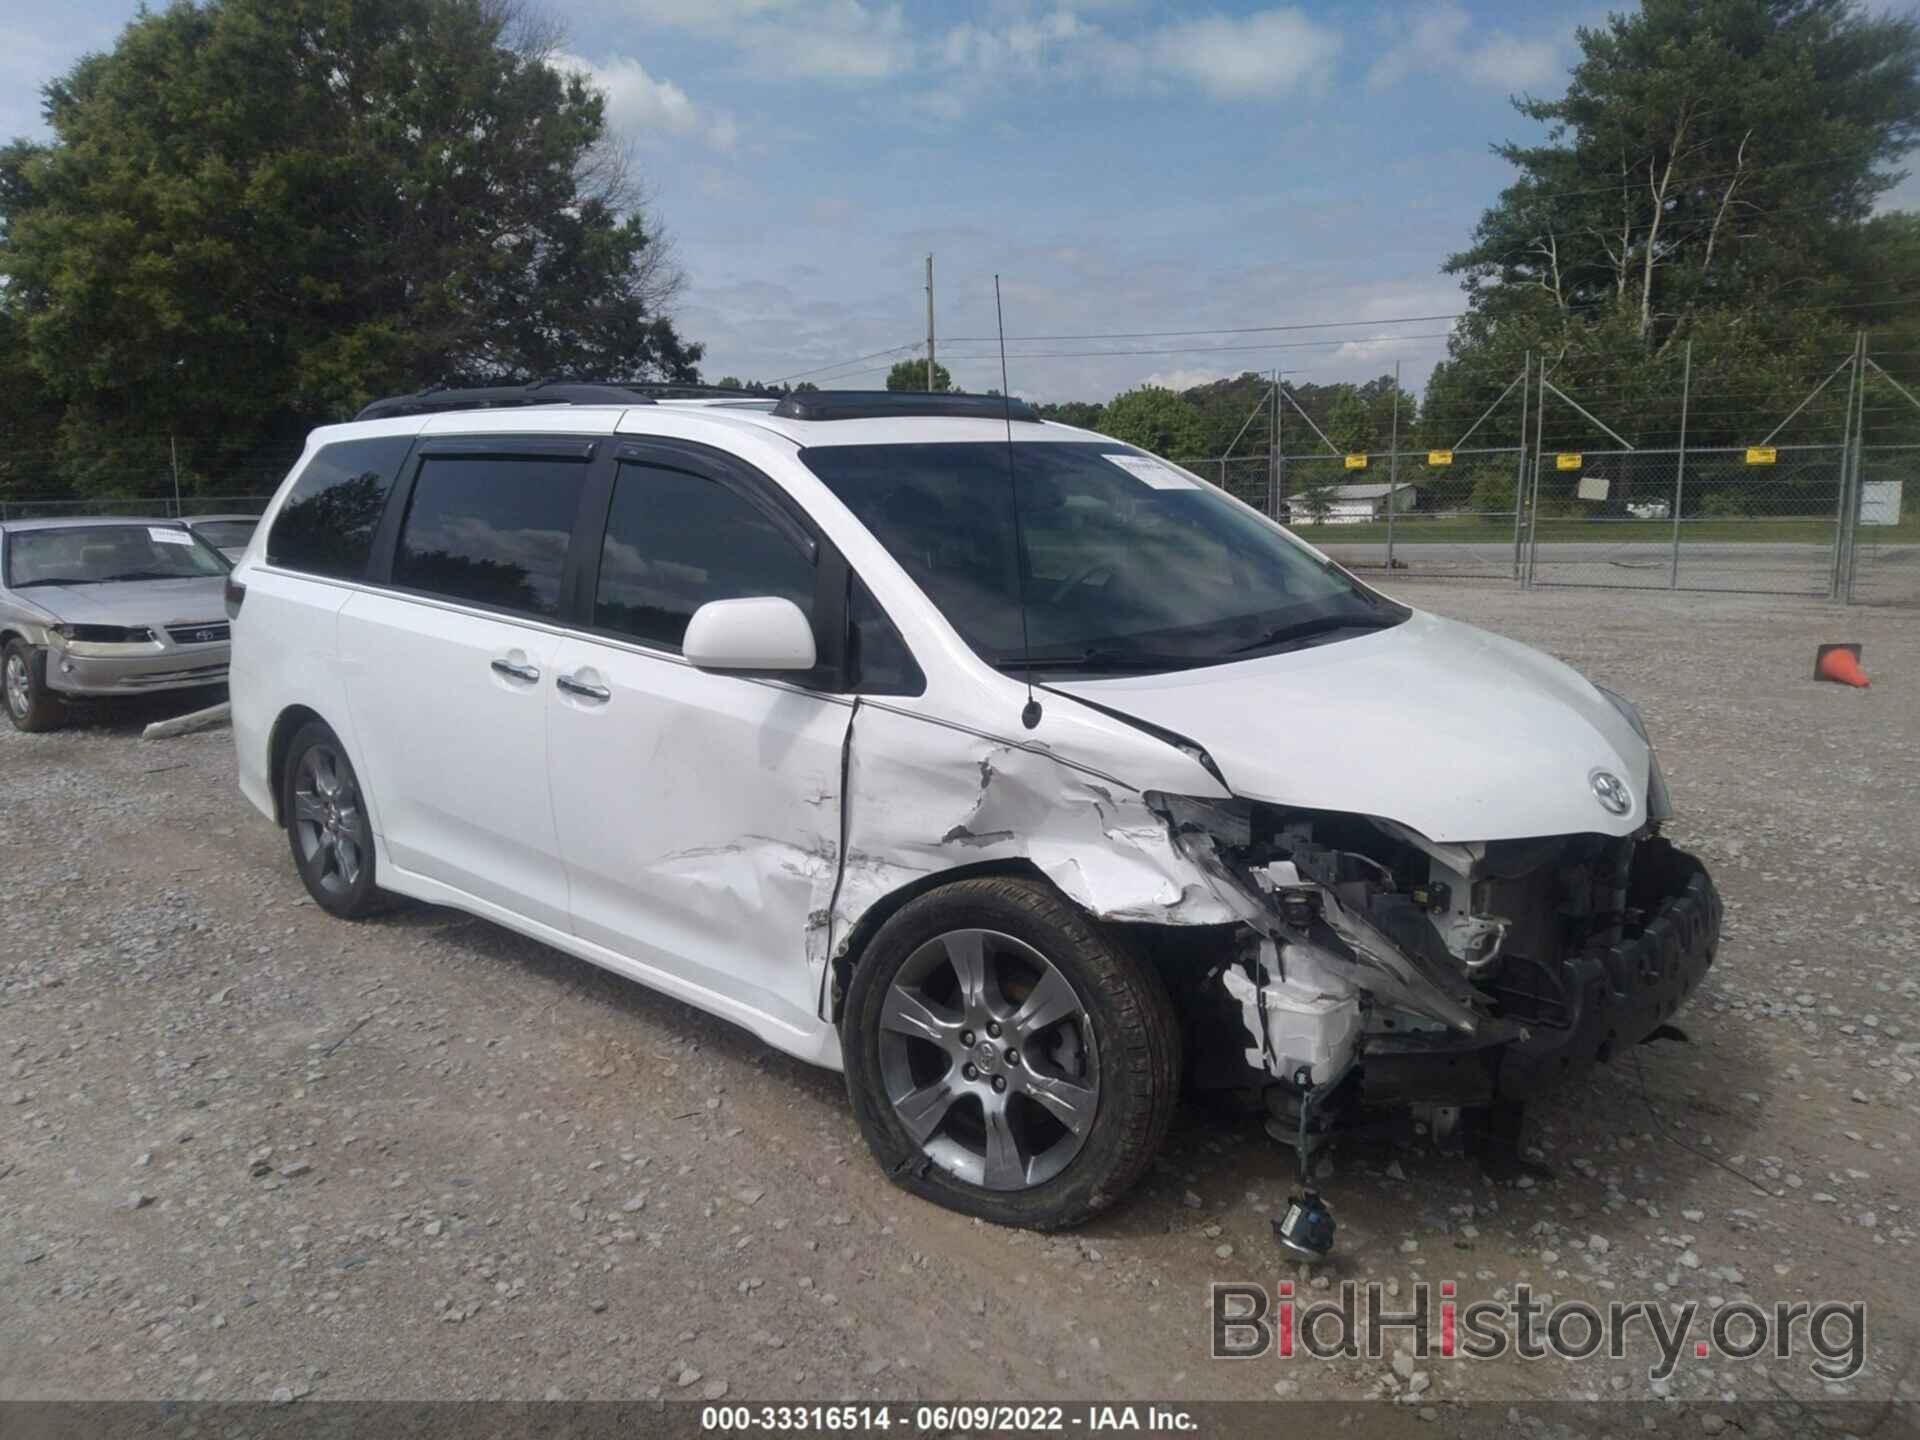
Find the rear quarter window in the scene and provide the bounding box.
[266,436,413,580]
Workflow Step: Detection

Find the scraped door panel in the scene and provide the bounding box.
[547,638,852,1036]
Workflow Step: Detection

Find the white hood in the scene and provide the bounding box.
[1049,609,1651,843]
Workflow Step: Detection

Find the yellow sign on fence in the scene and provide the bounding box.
[1427,449,1454,467]
[1344,453,1369,470]
[1556,452,1583,471]
[1745,446,1778,466]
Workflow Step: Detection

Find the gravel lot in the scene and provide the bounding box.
[2,582,1916,1410]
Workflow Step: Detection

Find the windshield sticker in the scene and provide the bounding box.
[1103,453,1200,491]
[148,527,194,545]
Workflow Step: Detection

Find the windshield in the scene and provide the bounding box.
[5,525,229,587]
[192,519,257,550]
[801,441,1407,674]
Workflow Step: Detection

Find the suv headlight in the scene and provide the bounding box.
[1596,686,1674,822]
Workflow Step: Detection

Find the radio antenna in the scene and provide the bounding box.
[995,275,1042,731]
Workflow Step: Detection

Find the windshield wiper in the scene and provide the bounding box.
[11,576,92,588]
[1006,647,1203,675]
[1229,612,1402,655]
[100,570,186,582]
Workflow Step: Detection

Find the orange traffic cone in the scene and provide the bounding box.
[1814,643,1870,688]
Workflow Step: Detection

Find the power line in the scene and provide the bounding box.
[936,332,1459,362]
[767,341,923,385]
[942,313,1468,345]
[932,287,1920,354]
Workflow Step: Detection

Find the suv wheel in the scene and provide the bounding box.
[3,639,67,733]
[842,876,1180,1230]
[283,720,385,918]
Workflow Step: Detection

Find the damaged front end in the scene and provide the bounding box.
[1152,794,1721,1160]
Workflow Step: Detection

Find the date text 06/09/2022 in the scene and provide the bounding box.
[699,1405,1200,1433]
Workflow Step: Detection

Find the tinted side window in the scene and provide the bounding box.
[266,436,411,579]
[850,580,924,695]
[393,456,588,618]
[594,462,815,651]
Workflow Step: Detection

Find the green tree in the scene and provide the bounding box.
[1326,389,1377,455]
[1099,386,1209,461]
[1466,464,1518,515]
[1181,372,1276,457]
[0,304,62,502]
[1294,484,1338,526]
[1037,400,1105,430]
[1436,0,1920,450]
[0,0,700,497]
[887,357,952,392]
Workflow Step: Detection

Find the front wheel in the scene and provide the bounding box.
[3,639,67,733]
[282,720,386,919]
[842,876,1180,1230]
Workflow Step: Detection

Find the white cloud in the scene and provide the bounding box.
[1143,366,1234,391]
[926,6,1340,105]
[555,52,737,151]
[940,9,1091,74]
[777,4,915,82]
[621,1,1342,105]
[620,0,914,81]
[1367,3,1559,94]
[1152,9,1344,101]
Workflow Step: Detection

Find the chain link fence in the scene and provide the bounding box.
[1846,445,1918,606]
[1521,445,1847,595]
[1197,335,1920,606]
[1277,447,1529,581]
[1202,455,1274,512]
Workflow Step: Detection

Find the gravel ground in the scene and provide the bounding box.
[2,583,1916,1410]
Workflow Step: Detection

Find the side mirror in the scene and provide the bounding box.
[683,597,817,673]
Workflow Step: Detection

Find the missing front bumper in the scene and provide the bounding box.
[1486,836,1720,1099]
[1189,834,1720,1118]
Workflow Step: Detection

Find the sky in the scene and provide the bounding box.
[4,0,1917,404]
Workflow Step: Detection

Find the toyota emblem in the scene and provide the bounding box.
[1590,770,1632,816]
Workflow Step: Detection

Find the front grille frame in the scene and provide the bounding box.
[165,622,231,646]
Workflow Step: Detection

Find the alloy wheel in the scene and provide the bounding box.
[876,928,1100,1191]
[4,653,28,719]
[291,744,365,896]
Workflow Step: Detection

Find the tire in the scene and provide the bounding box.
[281,720,386,919]
[3,638,67,733]
[842,876,1180,1230]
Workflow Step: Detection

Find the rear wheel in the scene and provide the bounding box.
[843,876,1179,1230]
[3,639,67,733]
[282,720,385,918]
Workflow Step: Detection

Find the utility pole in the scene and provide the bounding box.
[169,435,182,517]
[1270,370,1282,519]
[1385,361,1401,570]
[925,254,937,392]
[1668,340,1691,589]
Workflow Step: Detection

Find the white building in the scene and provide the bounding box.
[1289,481,1420,526]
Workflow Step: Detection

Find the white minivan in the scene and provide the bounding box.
[228,385,1718,1232]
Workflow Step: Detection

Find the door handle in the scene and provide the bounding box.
[556,673,612,702]
[491,658,541,683]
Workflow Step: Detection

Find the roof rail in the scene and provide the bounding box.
[353,383,664,421]
[770,390,1041,423]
